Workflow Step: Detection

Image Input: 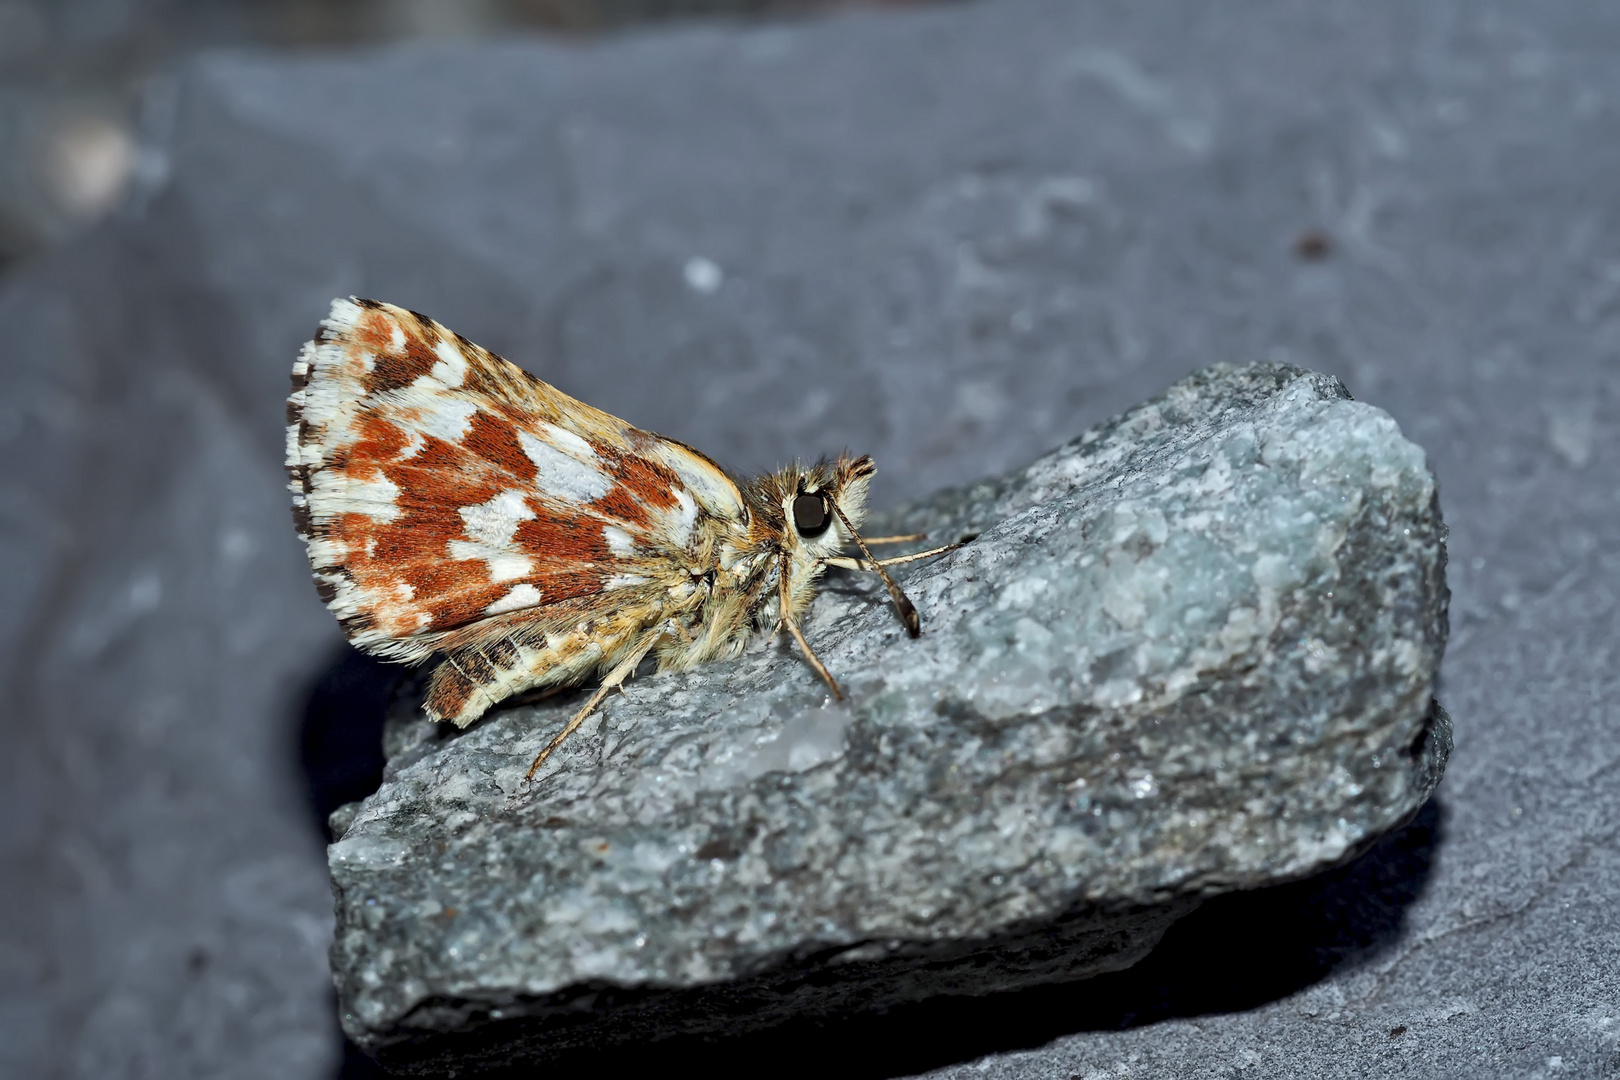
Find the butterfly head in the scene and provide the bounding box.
[738,453,875,603]
[756,452,928,643]
[777,453,874,563]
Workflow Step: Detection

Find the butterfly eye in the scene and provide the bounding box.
[792,492,831,538]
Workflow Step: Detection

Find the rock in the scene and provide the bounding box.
[329,361,1449,1073]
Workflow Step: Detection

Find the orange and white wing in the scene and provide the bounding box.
[284,298,746,684]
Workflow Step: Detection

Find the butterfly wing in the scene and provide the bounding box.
[286,297,747,723]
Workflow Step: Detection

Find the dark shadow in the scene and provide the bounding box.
[338,1029,396,1080]
[296,643,401,841]
[348,798,1443,1077]
[295,645,416,1079]
[1047,795,1444,1029]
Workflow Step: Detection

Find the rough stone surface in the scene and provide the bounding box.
[330,362,1449,1071]
[1,1,1617,1078]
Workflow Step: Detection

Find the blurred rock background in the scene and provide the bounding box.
[0,0,901,275]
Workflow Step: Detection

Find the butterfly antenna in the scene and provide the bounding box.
[828,499,921,637]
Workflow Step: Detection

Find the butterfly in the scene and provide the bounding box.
[285,298,956,779]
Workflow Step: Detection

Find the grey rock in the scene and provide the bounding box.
[329,362,1449,1072]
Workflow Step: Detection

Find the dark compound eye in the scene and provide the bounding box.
[792,492,831,537]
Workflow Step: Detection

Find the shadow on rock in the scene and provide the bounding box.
[336,798,1442,1078]
[297,645,413,1079]
[1058,796,1445,1030]
[297,644,401,842]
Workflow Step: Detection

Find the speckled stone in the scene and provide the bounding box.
[328,362,1449,1073]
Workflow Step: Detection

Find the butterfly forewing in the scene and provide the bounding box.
[286,298,748,723]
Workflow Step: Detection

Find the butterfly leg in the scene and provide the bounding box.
[778,554,843,701]
[524,629,663,781]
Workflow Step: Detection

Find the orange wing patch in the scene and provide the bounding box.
[288,300,693,662]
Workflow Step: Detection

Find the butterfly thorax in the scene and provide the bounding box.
[654,455,874,673]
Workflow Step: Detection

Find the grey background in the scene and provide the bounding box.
[0,0,1614,1076]
[0,0,858,270]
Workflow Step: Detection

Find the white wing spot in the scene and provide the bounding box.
[460,488,535,547]
[539,422,597,461]
[448,538,533,580]
[649,442,741,522]
[668,487,698,545]
[454,489,539,582]
[327,298,362,331]
[485,583,542,615]
[603,525,637,557]
[413,396,478,445]
[309,469,401,523]
[518,429,612,503]
[430,338,468,388]
[484,553,535,583]
[396,431,425,459]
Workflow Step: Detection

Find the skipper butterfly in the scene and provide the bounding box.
[286,299,955,779]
